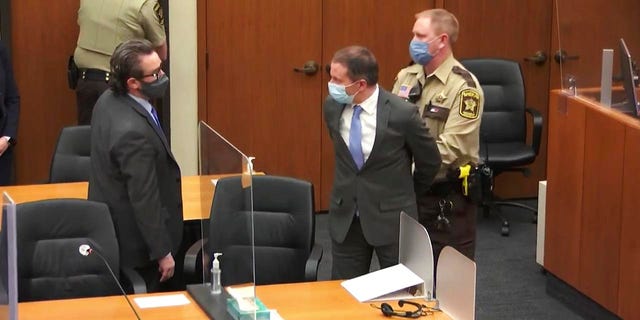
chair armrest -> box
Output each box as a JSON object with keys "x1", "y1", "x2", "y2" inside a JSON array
[
  {"x1": 184, "y1": 238, "x2": 208, "y2": 277},
  {"x1": 121, "y1": 267, "x2": 147, "y2": 294},
  {"x1": 304, "y1": 244, "x2": 323, "y2": 281},
  {"x1": 525, "y1": 107, "x2": 543, "y2": 155}
]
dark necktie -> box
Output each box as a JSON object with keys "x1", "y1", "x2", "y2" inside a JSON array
[
  {"x1": 150, "y1": 107, "x2": 161, "y2": 128},
  {"x1": 349, "y1": 105, "x2": 364, "y2": 169}
]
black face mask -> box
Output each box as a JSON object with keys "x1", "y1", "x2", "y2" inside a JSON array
[{"x1": 140, "y1": 75, "x2": 169, "y2": 99}]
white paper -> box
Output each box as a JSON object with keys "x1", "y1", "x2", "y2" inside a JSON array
[
  {"x1": 133, "y1": 293, "x2": 191, "y2": 309},
  {"x1": 341, "y1": 264, "x2": 423, "y2": 302}
]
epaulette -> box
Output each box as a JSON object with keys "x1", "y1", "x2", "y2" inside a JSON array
[{"x1": 451, "y1": 66, "x2": 477, "y2": 88}]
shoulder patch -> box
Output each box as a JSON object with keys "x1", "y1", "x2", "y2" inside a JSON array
[
  {"x1": 452, "y1": 66, "x2": 476, "y2": 88},
  {"x1": 458, "y1": 89, "x2": 480, "y2": 119},
  {"x1": 154, "y1": 2, "x2": 165, "y2": 25}
]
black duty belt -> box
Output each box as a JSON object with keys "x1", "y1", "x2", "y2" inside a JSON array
[
  {"x1": 427, "y1": 181, "x2": 457, "y2": 197},
  {"x1": 79, "y1": 68, "x2": 110, "y2": 82}
]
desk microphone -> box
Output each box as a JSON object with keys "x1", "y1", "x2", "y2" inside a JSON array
[{"x1": 79, "y1": 244, "x2": 142, "y2": 320}]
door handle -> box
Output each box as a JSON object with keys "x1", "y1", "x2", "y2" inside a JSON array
[
  {"x1": 524, "y1": 51, "x2": 548, "y2": 65},
  {"x1": 554, "y1": 50, "x2": 580, "y2": 64},
  {"x1": 293, "y1": 60, "x2": 319, "y2": 76}
]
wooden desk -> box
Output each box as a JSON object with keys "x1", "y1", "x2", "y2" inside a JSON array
[
  {"x1": 0, "y1": 174, "x2": 246, "y2": 221},
  {"x1": 546, "y1": 90, "x2": 640, "y2": 319},
  {"x1": 18, "y1": 291, "x2": 208, "y2": 320},
  {"x1": 257, "y1": 280, "x2": 450, "y2": 319},
  {"x1": 19, "y1": 281, "x2": 451, "y2": 319}
]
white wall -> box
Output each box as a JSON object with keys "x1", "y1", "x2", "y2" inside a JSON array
[{"x1": 169, "y1": 0, "x2": 198, "y2": 175}]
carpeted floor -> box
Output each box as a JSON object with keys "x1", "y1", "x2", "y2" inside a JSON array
[{"x1": 314, "y1": 199, "x2": 584, "y2": 320}]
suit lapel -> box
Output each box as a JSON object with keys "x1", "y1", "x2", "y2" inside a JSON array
[
  {"x1": 328, "y1": 101, "x2": 357, "y2": 167},
  {"x1": 124, "y1": 96, "x2": 176, "y2": 162},
  {"x1": 361, "y1": 90, "x2": 390, "y2": 171}
]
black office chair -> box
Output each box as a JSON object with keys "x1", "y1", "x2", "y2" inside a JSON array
[
  {"x1": 460, "y1": 58, "x2": 543, "y2": 236},
  {"x1": 48, "y1": 125, "x2": 91, "y2": 183},
  {"x1": 184, "y1": 175, "x2": 323, "y2": 285},
  {"x1": 16, "y1": 199, "x2": 146, "y2": 301}
]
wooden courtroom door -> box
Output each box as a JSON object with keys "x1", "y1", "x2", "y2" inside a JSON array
[
  {"x1": 443, "y1": 0, "x2": 554, "y2": 199},
  {"x1": 202, "y1": 0, "x2": 433, "y2": 210},
  {"x1": 11, "y1": 0, "x2": 79, "y2": 184}
]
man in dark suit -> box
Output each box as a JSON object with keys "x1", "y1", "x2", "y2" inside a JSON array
[
  {"x1": 0, "y1": 40, "x2": 20, "y2": 186},
  {"x1": 324, "y1": 46, "x2": 441, "y2": 279},
  {"x1": 89, "y1": 39, "x2": 182, "y2": 292}
]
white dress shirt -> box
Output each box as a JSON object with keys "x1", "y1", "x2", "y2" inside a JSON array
[{"x1": 339, "y1": 85, "x2": 379, "y2": 164}]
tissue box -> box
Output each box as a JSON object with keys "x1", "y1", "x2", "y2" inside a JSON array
[{"x1": 226, "y1": 297, "x2": 270, "y2": 320}]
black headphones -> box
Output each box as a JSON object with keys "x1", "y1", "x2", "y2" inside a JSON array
[{"x1": 372, "y1": 300, "x2": 428, "y2": 318}]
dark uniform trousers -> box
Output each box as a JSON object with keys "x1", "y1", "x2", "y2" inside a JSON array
[
  {"x1": 418, "y1": 182, "x2": 476, "y2": 267},
  {"x1": 76, "y1": 77, "x2": 110, "y2": 125}
]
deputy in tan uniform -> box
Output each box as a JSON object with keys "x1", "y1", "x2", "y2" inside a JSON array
[
  {"x1": 73, "y1": 0, "x2": 167, "y2": 125},
  {"x1": 392, "y1": 8, "x2": 484, "y2": 262}
]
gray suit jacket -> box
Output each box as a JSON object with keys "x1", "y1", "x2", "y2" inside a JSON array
[
  {"x1": 88, "y1": 90, "x2": 183, "y2": 268},
  {"x1": 323, "y1": 88, "x2": 441, "y2": 246}
]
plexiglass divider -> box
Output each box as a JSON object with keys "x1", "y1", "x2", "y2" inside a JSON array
[
  {"x1": 555, "y1": 0, "x2": 640, "y2": 117},
  {"x1": 189, "y1": 121, "x2": 259, "y2": 318},
  {"x1": 0, "y1": 193, "x2": 17, "y2": 320}
]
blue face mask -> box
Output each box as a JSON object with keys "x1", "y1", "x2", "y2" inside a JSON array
[
  {"x1": 409, "y1": 38, "x2": 438, "y2": 65},
  {"x1": 328, "y1": 81, "x2": 358, "y2": 104}
]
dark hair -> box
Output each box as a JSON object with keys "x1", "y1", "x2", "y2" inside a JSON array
[
  {"x1": 109, "y1": 39, "x2": 155, "y2": 95},
  {"x1": 331, "y1": 46, "x2": 378, "y2": 85}
]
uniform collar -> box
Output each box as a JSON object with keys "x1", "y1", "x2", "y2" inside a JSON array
[
  {"x1": 405, "y1": 63, "x2": 425, "y2": 80},
  {"x1": 428, "y1": 53, "x2": 456, "y2": 84}
]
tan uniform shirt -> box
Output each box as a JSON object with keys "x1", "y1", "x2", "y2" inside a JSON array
[
  {"x1": 392, "y1": 54, "x2": 484, "y2": 179},
  {"x1": 74, "y1": 0, "x2": 166, "y2": 71}
]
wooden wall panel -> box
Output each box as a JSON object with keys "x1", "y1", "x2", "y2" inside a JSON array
[
  {"x1": 618, "y1": 125, "x2": 640, "y2": 319},
  {"x1": 205, "y1": 0, "x2": 323, "y2": 204},
  {"x1": 546, "y1": 92, "x2": 640, "y2": 319},
  {"x1": 444, "y1": 0, "x2": 553, "y2": 198},
  {"x1": 544, "y1": 92, "x2": 584, "y2": 286},
  {"x1": 579, "y1": 107, "x2": 624, "y2": 313},
  {"x1": 552, "y1": 0, "x2": 640, "y2": 90},
  {"x1": 11, "y1": 0, "x2": 78, "y2": 184}
]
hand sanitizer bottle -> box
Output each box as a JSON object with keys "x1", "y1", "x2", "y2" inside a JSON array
[{"x1": 211, "y1": 253, "x2": 222, "y2": 294}]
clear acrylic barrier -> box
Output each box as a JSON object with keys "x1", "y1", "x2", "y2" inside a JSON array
[
  {"x1": 555, "y1": 0, "x2": 640, "y2": 116},
  {"x1": 436, "y1": 246, "x2": 476, "y2": 320},
  {"x1": 399, "y1": 212, "x2": 434, "y2": 300},
  {"x1": 0, "y1": 193, "x2": 17, "y2": 320},
  {"x1": 188, "y1": 121, "x2": 258, "y2": 319}
]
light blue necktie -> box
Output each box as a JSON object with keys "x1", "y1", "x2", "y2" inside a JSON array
[{"x1": 348, "y1": 105, "x2": 364, "y2": 170}]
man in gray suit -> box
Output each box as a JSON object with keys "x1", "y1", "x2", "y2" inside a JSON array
[
  {"x1": 89, "y1": 39, "x2": 183, "y2": 292},
  {"x1": 324, "y1": 46, "x2": 441, "y2": 279}
]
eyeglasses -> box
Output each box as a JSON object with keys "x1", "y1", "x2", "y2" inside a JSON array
[
  {"x1": 140, "y1": 72, "x2": 164, "y2": 80},
  {"x1": 138, "y1": 68, "x2": 164, "y2": 80}
]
